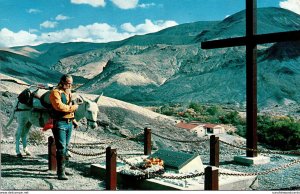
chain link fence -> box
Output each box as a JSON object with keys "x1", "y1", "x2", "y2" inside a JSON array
[{"x1": 62, "y1": 127, "x2": 300, "y2": 179}]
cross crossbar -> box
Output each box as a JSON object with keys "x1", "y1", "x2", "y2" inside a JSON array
[{"x1": 202, "y1": 30, "x2": 300, "y2": 49}]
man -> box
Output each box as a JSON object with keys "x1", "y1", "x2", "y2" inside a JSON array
[{"x1": 49, "y1": 74, "x2": 78, "y2": 180}]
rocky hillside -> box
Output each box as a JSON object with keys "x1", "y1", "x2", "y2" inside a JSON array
[
  {"x1": 0, "y1": 74, "x2": 201, "y2": 153},
  {"x1": 1, "y1": 7, "x2": 300, "y2": 110}
]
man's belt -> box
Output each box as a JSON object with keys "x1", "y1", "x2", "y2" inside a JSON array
[{"x1": 54, "y1": 118, "x2": 74, "y2": 123}]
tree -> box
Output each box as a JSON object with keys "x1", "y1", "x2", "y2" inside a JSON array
[
  {"x1": 188, "y1": 102, "x2": 204, "y2": 113},
  {"x1": 257, "y1": 115, "x2": 300, "y2": 150}
]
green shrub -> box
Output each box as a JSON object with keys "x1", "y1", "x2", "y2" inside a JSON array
[
  {"x1": 220, "y1": 111, "x2": 243, "y2": 125},
  {"x1": 236, "y1": 124, "x2": 246, "y2": 137},
  {"x1": 188, "y1": 102, "x2": 204, "y2": 113},
  {"x1": 159, "y1": 105, "x2": 174, "y2": 116},
  {"x1": 257, "y1": 115, "x2": 300, "y2": 150},
  {"x1": 206, "y1": 105, "x2": 224, "y2": 116}
]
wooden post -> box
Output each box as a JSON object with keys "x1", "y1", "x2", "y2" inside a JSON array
[
  {"x1": 245, "y1": 0, "x2": 258, "y2": 157},
  {"x1": 48, "y1": 136, "x2": 56, "y2": 171},
  {"x1": 205, "y1": 166, "x2": 219, "y2": 190},
  {"x1": 144, "y1": 127, "x2": 151, "y2": 155},
  {"x1": 210, "y1": 135, "x2": 219, "y2": 167},
  {"x1": 106, "y1": 147, "x2": 117, "y2": 190}
]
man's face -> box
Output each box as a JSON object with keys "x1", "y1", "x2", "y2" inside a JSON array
[{"x1": 63, "y1": 77, "x2": 73, "y2": 91}]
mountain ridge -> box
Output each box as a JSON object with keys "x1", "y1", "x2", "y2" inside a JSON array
[{"x1": 1, "y1": 7, "x2": 299, "y2": 109}]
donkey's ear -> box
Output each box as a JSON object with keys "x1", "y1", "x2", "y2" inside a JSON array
[
  {"x1": 94, "y1": 93, "x2": 103, "y2": 104},
  {"x1": 76, "y1": 95, "x2": 84, "y2": 105}
]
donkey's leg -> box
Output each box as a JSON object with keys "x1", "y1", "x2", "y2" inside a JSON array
[
  {"x1": 15, "y1": 122, "x2": 25, "y2": 157},
  {"x1": 21, "y1": 122, "x2": 32, "y2": 156}
]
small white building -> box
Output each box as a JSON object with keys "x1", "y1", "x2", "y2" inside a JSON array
[
  {"x1": 176, "y1": 121, "x2": 225, "y2": 137},
  {"x1": 204, "y1": 124, "x2": 225, "y2": 135},
  {"x1": 175, "y1": 121, "x2": 206, "y2": 137}
]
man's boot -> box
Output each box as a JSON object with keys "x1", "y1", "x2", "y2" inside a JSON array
[
  {"x1": 57, "y1": 155, "x2": 68, "y2": 180},
  {"x1": 65, "y1": 164, "x2": 73, "y2": 176},
  {"x1": 64, "y1": 149, "x2": 73, "y2": 176},
  {"x1": 65, "y1": 170, "x2": 73, "y2": 176}
]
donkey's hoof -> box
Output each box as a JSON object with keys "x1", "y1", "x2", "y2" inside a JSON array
[
  {"x1": 66, "y1": 151, "x2": 72, "y2": 158},
  {"x1": 17, "y1": 154, "x2": 23, "y2": 158},
  {"x1": 23, "y1": 149, "x2": 32, "y2": 156}
]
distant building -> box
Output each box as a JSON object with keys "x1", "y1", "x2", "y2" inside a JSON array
[
  {"x1": 175, "y1": 121, "x2": 225, "y2": 137},
  {"x1": 204, "y1": 124, "x2": 225, "y2": 135},
  {"x1": 175, "y1": 121, "x2": 206, "y2": 136}
]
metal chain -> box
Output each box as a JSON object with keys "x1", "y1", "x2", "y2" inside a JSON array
[
  {"x1": 69, "y1": 144, "x2": 106, "y2": 149},
  {"x1": 117, "y1": 154, "x2": 172, "y2": 180},
  {"x1": 220, "y1": 159, "x2": 300, "y2": 176},
  {"x1": 157, "y1": 159, "x2": 300, "y2": 179},
  {"x1": 118, "y1": 152, "x2": 144, "y2": 155},
  {"x1": 107, "y1": 130, "x2": 144, "y2": 144},
  {"x1": 67, "y1": 147, "x2": 106, "y2": 157},
  {"x1": 152, "y1": 131, "x2": 209, "y2": 143},
  {"x1": 117, "y1": 146, "x2": 144, "y2": 153},
  {"x1": 155, "y1": 172, "x2": 205, "y2": 179},
  {"x1": 219, "y1": 139, "x2": 300, "y2": 155},
  {"x1": 70, "y1": 130, "x2": 144, "y2": 146},
  {"x1": 70, "y1": 141, "x2": 107, "y2": 146},
  {"x1": 117, "y1": 154, "x2": 205, "y2": 180},
  {"x1": 258, "y1": 149, "x2": 300, "y2": 155},
  {"x1": 67, "y1": 131, "x2": 143, "y2": 157},
  {"x1": 116, "y1": 154, "x2": 148, "y2": 174},
  {"x1": 219, "y1": 139, "x2": 257, "y2": 151}
]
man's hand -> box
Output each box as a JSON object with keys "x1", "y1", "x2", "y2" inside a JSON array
[
  {"x1": 72, "y1": 104, "x2": 79, "y2": 110},
  {"x1": 73, "y1": 120, "x2": 79, "y2": 129}
]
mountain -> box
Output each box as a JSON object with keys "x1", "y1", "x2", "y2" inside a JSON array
[
  {"x1": 77, "y1": 7, "x2": 300, "y2": 107},
  {"x1": 1, "y1": 7, "x2": 300, "y2": 109},
  {"x1": 196, "y1": 7, "x2": 300, "y2": 42},
  {"x1": 0, "y1": 50, "x2": 61, "y2": 84}
]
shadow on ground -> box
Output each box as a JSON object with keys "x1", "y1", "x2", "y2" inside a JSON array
[{"x1": 1, "y1": 153, "x2": 55, "y2": 179}]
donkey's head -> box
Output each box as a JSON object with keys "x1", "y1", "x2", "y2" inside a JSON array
[{"x1": 73, "y1": 94, "x2": 101, "y2": 129}]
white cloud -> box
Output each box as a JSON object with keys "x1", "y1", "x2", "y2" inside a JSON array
[
  {"x1": 39, "y1": 23, "x2": 130, "y2": 44},
  {"x1": 121, "y1": 19, "x2": 178, "y2": 34},
  {"x1": 110, "y1": 0, "x2": 138, "y2": 9},
  {"x1": 40, "y1": 21, "x2": 58, "y2": 29},
  {"x1": 71, "y1": 0, "x2": 106, "y2": 7},
  {"x1": 0, "y1": 19, "x2": 178, "y2": 48},
  {"x1": 0, "y1": 28, "x2": 38, "y2": 47},
  {"x1": 27, "y1": 9, "x2": 41, "y2": 14},
  {"x1": 138, "y1": 3, "x2": 155, "y2": 8},
  {"x1": 55, "y1": 14, "x2": 70, "y2": 21},
  {"x1": 29, "y1": 28, "x2": 39, "y2": 33},
  {"x1": 279, "y1": 0, "x2": 300, "y2": 15},
  {"x1": 70, "y1": 0, "x2": 150, "y2": 10}
]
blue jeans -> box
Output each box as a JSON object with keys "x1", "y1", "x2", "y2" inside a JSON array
[{"x1": 52, "y1": 120, "x2": 73, "y2": 157}]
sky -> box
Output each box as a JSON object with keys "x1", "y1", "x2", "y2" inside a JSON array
[{"x1": 0, "y1": 0, "x2": 299, "y2": 48}]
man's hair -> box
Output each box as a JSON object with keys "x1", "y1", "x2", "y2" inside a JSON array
[
  {"x1": 58, "y1": 74, "x2": 73, "y2": 86},
  {"x1": 59, "y1": 74, "x2": 72, "y2": 84}
]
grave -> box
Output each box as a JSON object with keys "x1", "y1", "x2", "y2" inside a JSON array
[
  {"x1": 149, "y1": 149, "x2": 203, "y2": 173},
  {"x1": 90, "y1": 149, "x2": 258, "y2": 190}
]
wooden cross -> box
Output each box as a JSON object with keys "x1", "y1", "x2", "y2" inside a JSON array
[{"x1": 201, "y1": 0, "x2": 300, "y2": 157}]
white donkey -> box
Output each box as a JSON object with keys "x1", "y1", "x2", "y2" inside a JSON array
[{"x1": 5, "y1": 88, "x2": 101, "y2": 157}]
